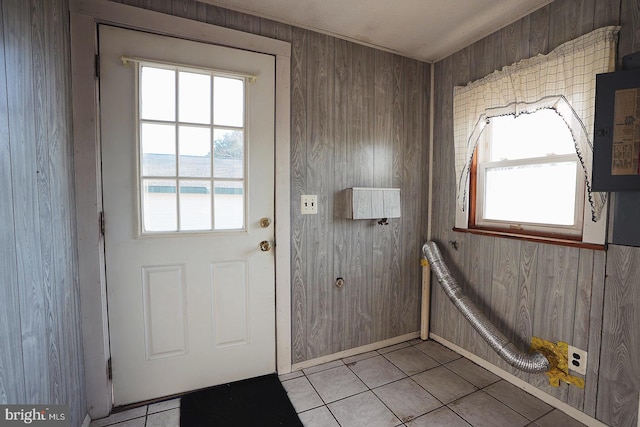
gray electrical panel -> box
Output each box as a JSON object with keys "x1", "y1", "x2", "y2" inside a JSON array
[
  {"x1": 611, "y1": 193, "x2": 640, "y2": 247},
  {"x1": 609, "y1": 52, "x2": 640, "y2": 247}
]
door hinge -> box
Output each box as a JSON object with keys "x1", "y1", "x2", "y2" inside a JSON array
[
  {"x1": 107, "y1": 357, "x2": 112, "y2": 381},
  {"x1": 99, "y1": 211, "x2": 105, "y2": 236},
  {"x1": 95, "y1": 54, "x2": 100, "y2": 79}
]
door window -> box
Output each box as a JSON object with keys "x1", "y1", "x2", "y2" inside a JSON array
[{"x1": 138, "y1": 63, "x2": 247, "y2": 233}]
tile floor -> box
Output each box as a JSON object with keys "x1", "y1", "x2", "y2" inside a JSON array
[{"x1": 90, "y1": 339, "x2": 588, "y2": 427}]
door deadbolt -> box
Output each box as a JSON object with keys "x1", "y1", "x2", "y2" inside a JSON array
[{"x1": 260, "y1": 217, "x2": 271, "y2": 228}]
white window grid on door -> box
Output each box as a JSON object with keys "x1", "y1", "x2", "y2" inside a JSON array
[{"x1": 134, "y1": 60, "x2": 249, "y2": 234}]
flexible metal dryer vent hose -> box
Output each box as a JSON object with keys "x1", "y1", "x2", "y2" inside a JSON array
[{"x1": 422, "y1": 241, "x2": 550, "y2": 374}]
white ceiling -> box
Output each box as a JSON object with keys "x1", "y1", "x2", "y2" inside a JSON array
[{"x1": 199, "y1": 0, "x2": 554, "y2": 62}]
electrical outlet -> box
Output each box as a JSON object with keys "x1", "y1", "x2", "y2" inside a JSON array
[
  {"x1": 568, "y1": 345, "x2": 587, "y2": 375},
  {"x1": 301, "y1": 195, "x2": 318, "y2": 214}
]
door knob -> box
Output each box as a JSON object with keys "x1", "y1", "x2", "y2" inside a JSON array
[{"x1": 259, "y1": 240, "x2": 272, "y2": 252}]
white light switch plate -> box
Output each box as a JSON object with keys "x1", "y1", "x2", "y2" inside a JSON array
[{"x1": 301, "y1": 195, "x2": 317, "y2": 214}]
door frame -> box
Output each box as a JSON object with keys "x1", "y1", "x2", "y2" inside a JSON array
[{"x1": 70, "y1": 0, "x2": 291, "y2": 418}]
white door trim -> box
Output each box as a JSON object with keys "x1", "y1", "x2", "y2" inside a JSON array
[{"x1": 70, "y1": 0, "x2": 291, "y2": 418}]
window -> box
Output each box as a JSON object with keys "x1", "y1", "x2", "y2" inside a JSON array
[
  {"x1": 137, "y1": 63, "x2": 247, "y2": 234},
  {"x1": 452, "y1": 27, "x2": 619, "y2": 246},
  {"x1": 471, "y1": 110, "x2": 585, "y2": 239}
]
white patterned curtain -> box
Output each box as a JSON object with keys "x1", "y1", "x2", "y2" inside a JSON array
[{"x1": 453, "y1": 26, "x2": 619, "y2": 222}]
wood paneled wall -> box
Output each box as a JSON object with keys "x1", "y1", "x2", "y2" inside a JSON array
[
  {"x1": 110, "y1": 0, "x2": 430, "y2": 363},
  {"x1": 291, "y1": 31, "x2": 429, "y2": 362},
  {"x1": 5, "y1": 0, "x2": 639, "y2": 424},
  {"x1": 433, "y1": 0, "x2": 640, "y2": 425},
  {"x1": 599, "y1": 245, "x2": 640, "y2": 426},
  {"x1": 597, "y1": 1, "x2": 640, "y2": 426},
  {"x1": 0, "y1": 0, "x2": 86, "y2": 425}
]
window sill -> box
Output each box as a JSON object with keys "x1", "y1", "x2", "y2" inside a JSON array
[{"x1": 452, "y1": 227, "x2": 606, "y2": 251}]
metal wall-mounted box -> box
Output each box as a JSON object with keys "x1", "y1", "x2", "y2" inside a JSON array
[{"x1": 345, "y1": 187, "x2": 401, "y2": 219}]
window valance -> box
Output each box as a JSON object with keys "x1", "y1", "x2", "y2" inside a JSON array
[{"x1": 454, "y1": 26, "x2": 620, "y2": 222}]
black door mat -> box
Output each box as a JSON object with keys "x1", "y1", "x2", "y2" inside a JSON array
[{"x1": 180, "y1": 373, "x2": 303, "y2": 426}]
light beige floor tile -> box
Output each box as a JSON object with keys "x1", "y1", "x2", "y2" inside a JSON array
[
  {"x1": 485, "y1": 380, "x2": 552, "y2": 420},
  {"x1": 445, "y1": 358, "x2": 500, "y2": 388},
  {"x1": 282, "y1": 377, "x2": 325, "y2": 413},
  {"x1": 414, "y1": 340, "x2": 461, "y2": 364},
  {"x1": 99, "y1": 418, "x2": 146, "y2": 427},
  {"x1": 343, "y1": 351, "x2": 378, "y2": 365},
  {"x1": 449, "y1": 391, "x2": 529, "y2": 427},
  {"x1": 373, "y1": 378, "x2": 442, "y2": 423},
  {"x1": 328, "y1": 391, "x2": 401, "y2": 427},
  {"x1": 349, "y1": 355, "x2": 406, "y2": 388},
  {"x1": 307, "y1": 365, "x2": 367, "y2": 403},
  {"x1": 276, "y1": 339, "x2": 571, "y2": 427},
  {"x1": 148, "y1": 398, "x2": 180, "y2": 414},
  {"x1": 377, "y1": 342, "x2": 412, "y2": 354},
  {"x1": 298, "y1": 406, "x2": 339, "y2": 427},
  {"x1": 406, "y1": 407, "x2": 471, "y2": 427},
  {"x1": 302, "y1": 360, "x2": 344, "y2": 375},
  {"x1": 531, "y1": 409, "x2": 587, "y2": 427},
  {"x1": 383, "y1": 346, "x2": 440, "y2": 375},
  {"x1": 90, "y1": 407, "x2": 147, "y2": 427},
  {"x1": 279, "y1": 370, "x2": 304, "y2": 381},
  {"x1": 145, "y1": 408, "x2": 179, "y2": 427},
  {"x1": 412, "y1": 366, "x2": 476, "y2": 404}
]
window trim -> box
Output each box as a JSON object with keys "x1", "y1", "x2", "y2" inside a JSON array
[
  {"x1": 460, "y1": 140, "x2": 605, "y2": 250},
  {"x1": 452, "y1": 226, "x2": 604, "y2": 250},
  {"x1": 467, "y1": 112, "x2": 589, "y2": 242},
  {"x1": 468, "y1": 147, "x2": 585, "y2": 242},
  {"x1": 475, "y1": 156, "x2": 585, "y2": 237},
  {"x1": 453, "y1": 106, "x2": 608, "y2": 248}
]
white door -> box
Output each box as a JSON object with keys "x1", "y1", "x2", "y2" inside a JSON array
[{"x1": 99, "y1": 25, "x2": 276, "y2": 405}]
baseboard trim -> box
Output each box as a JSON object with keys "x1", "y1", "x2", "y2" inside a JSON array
[
  {"x1": 290, "y1": 332, "x2": 420, "y2": 372},
  {"x1": 430, "y1": 334, "x2": 608, "y2": 427},
  {"x1": 81, "y1": 413, "x2": 91, "y2": 427},
  {"x1": 637, "y1": 392, "x2": 640, "y2": 427}
]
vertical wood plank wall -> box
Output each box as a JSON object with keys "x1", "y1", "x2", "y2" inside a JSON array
[
  {"x1": 433, "y1": 0, "x2": 640, "y2": 426},
  {"x1": 109, "y1": 0, "x2": 430, "y2": 363},
  {"x1": 598, "y1": 2, "x2": 640, "y2": 426},
  {"x1": 0, "y1": 0, "x2": 86, "y2": 425},
  {"x1": 3, "y1": 0, "x2": 636, "y2": 424}
]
